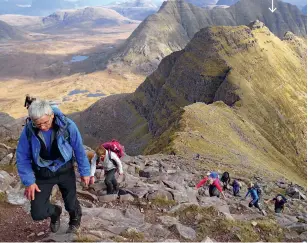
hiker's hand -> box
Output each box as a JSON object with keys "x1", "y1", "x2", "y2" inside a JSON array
[
  {"x1": 89, "y1": 176, "x2": 95, "y2": 185},
  {"x1": 25, "y1": 183, "x2": 41, "y2": 201},
  {"x1": 81, "y1": 176, "x2": 90, "y2": 186}
]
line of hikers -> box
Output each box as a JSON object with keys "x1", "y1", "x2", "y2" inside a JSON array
[
  {"x1": 195, "y1": 171, "x2": 287, "y2": 215},
  {"x1": 16, "y1": 99, "x2": 287, "y2": 235}
]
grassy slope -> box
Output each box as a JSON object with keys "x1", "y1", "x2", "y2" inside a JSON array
[{"x1": 143, "y1": 26, "x2": 306, "y2": 186}]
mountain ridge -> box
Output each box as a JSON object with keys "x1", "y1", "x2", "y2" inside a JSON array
[
  {"x1": 42, "y1": 6, "x2": 139, "y2": 29},
  {"x1": 74, "y1": 21, "x2": 306, "y2": 185},
  {"x1": 107, "y1": 0, "x2": 307, "y2": 74}
]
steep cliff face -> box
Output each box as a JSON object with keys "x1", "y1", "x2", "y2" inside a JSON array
[{"x1": 109, "y1": 0, "x2": 307, "y2": 74}]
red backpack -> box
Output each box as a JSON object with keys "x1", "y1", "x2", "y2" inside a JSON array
[{"x1": 101, "y1": 140, "x2": 125, "y2": 159}]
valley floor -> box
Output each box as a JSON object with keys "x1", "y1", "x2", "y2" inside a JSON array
[{"x1": 0, "y1": 24, "x2": 144, "y2": 118}]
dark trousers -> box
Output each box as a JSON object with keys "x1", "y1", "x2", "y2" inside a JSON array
[
  {"x1": 105, "y1": 169, "x2": 118, "y2": 195},
  {"x1": 275, "y1": 206, "x2": 284, "y2": 213},
  {"x1": 249, "y1": 199, "x2": 262, "y2": 211},
  {"x1": 209, "y1": 185, "x2": 220, "y2": 197},
  {"x1": 233, "y1": 186, "x2": 240, "y2": 196},
  {"x1": 31, "y1": 167, "x2": 80, "y2": 221}
]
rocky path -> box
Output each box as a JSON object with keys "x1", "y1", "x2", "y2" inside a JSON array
[{"x1": 0, "y1": 149, "x2": 307, "y2": 242}]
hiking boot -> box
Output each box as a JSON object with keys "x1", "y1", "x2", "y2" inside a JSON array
[
  {"x1": 66, "y1": 224, "x2": 80, "y2": 234},
  {"x1": 66, "y1": 205, "x2": 82, "y2": 234},
  {"x1": 50, "y1": 205, "x2": 62, "y2": 233}
]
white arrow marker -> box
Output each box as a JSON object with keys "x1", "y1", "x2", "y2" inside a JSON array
[{"x1": 269, "y1": 0, "x2": 277, "y2": 12}]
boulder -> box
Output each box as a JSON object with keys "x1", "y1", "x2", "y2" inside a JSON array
[
  {"x1": 198, "y1": 196, "x2": 231, "y2": 215},
  {"x1": 0, "y1": 153, "x2": 14, "y2": 165},
  {"x1": 287, "y1": 222, "x2": 307, "y2": 234},
  {"x1": 79, "y1": 199, "x2": 95, "y2": 208},
  {"x1": 119, "y1": 194, "x2": 135, "y2": 202},
  {"x1": 171, "y1": 223, "x2": 196, "y2": 241},
  {"x1": 124, "y1": 208, "x2": 145, "y2": 224},
  {"x1": 147, "y1": 190, "x2": 173, "y2": 201},
  {"x1": 285, "y1": 230, "x2": 301, "y2": 241},
  {"x1": 286, "y1": 186, "x2": 306, "y2": 200},
  {"x1": 6, "y1": 188, "x2": 27, "y2": 206},
  {"x1": 299, "y1": 232, "x2": 307, "y2": 241},
  {"x1": 146, "y1": 224, "x2": 171, "y2": 240},
  {"x1": 202, "y1": 236, "x2": 215, "y2": 242},
  {"x1": 77, "y1": 189, "x2": 98, "y2": 201},
  {"x1": 158, "y1": 215, "x2": 179, "y2": 227},
  {"x1": 0, "y1": 170, "x2": 14, "y2": 192},
  {"x1": 98, "y1": 194, "x2": 118, "y2": 203},
  {"x1": 139, "y1": 169, "x2": 159, "y2": 178},
  {"x1": 126, "y1": 187, "x2": 149, "y2": 198},
  {"x1": 275, "y1": 214, "x2": 298, "y2": 227}
]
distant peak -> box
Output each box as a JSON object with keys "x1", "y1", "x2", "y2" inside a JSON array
[
  {"x1": 248, "y1": 19, "x2": 265, "y2": 30},
  {"x1": 283, "y1": 31, "x2": 296, "y2": 40}
]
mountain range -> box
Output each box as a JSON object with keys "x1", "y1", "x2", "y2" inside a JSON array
[
  {"x1": 42, "y1": 7, "x2": 138, "y2": 30},
  {"x1": 107, "y1": 0, "x2": 307, "y2": 74}
]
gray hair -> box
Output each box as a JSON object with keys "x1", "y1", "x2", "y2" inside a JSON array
[{"x1": 28, "y1": 100, "x2": 53, "y2": 120}]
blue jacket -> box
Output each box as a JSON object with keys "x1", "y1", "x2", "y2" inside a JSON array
[
  {"x1": 16, "y1": 107, "x2": 90, "y2": 186},
  {"x1": 245, "y1": 188, "x2": 259, "y2": 204}
]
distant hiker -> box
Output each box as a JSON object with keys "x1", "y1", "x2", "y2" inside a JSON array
[
  {"x1": 90, "y1": 141, "x2": 124, "y2": 195},
  {"x1": 232, "y1": 179, "x2": 242, "y2": 197},
  {"x1": 88, "y1": 146, "x2": 106, "y2": 185},
  {"x1": 24, "y1": 94, "x2": 36, "y2": 109},
  {"x1": 16, "y1": 100, "x2": 90, "y2": 234},
  {"x1": 220, "y1": 171, "x2": 231, "y2": 190},
  {"x1": 196, "y1": 175, "x2": 226, "y2": 199},
  {"x1": 244, "y1": 182, "x2": 266, "y2": 215},
  {"x1": 265, "y1": 194, "x2": 287, "y2": 213},
  {"x1": 253, "y1": 182, "x2": 263, "y2": 199},
  {"x1": 86, "y1": 150, "x2": 96, "y2": 185}
]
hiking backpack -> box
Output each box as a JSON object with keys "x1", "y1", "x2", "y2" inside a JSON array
[
  {"x1": 254, "y1": 183, "x2": 262, "y2": 197},
  {"x1": 101, "y1": 140, "x2": 125, "y2": 159}
]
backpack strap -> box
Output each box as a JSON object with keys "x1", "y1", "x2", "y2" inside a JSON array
[
  {"x1": 108, "y1": 150, "x2": 118, "y2": 167},
  {"x1": 25, "y1": 117, "x2": 70, "y2": 145},
  {"x1": 25, "y1": 123, "x2": 33, "y2": 143}
]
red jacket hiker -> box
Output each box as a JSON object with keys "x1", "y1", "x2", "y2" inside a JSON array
[{"x1": 196, "y1": 177, "x2": 223, "y2": 192}]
